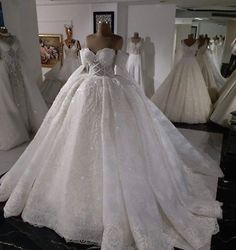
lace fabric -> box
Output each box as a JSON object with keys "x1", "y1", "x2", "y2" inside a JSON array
[
  {"x1": 126, "y1": 40, "x2": 145, "y2": 92},
  {"x1": 0, "y1": 48, "x2": 222, "y2": 250},
  {"x1": 0, "y1": 36, "x2": 47, "y2": 149}
]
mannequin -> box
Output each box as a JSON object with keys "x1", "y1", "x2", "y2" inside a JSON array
[
  {"x1": 197, "y1": 34, "x2": 220, "y2": 102},
  {"x1": 204, "y1": 34, "x2": 210, "y2": 45},
  {"x1": 85, "y1": 21, "x2": 122, "y2": 53},
  {"x1": 64, "y1": 25, "x2": 81, "y2": 53},
  {"x1": 0, "y1": 26, "x2": 10, "y2": 37},
  {"x1": 183, "y1": 33, "x2": 196, "y2": 47},
  {"x1": 0, "y1": 28, "x2": 47, "y2": 149},
  {"x1": 126, "y1": 31, "x2": 145, "y2": 92},
  {"x1": 197, "y1": 34, "x2": 205, "y2": 48},
  {"x1": 0, "y1": 15, "x2": 222, "y2": 250},
  {"x1": 41, "y1": 25, "x2": 82, "y2": 106},
  {"x1": 131, "y1": 32, "x2": 141, "y2": 44}
]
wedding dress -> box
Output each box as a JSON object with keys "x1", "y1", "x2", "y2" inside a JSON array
[
  {"x1": 0, "y1": 60, "x2": 29, "y2": 150},
  {"x1": 210, "y1": 69, "x2": 236, "y2": 126},
  {"x1": 211, "y1": 39, "x2": 224, "y2": 72},
  {"x1": 151, "y1": 41, "x2": 212, "y2": 124},
  {"x1": 0, "y1": 48, "x2": 223, "y2": 250},
  {"x1": 0, "y1": 35, "x2": 47, "y2": 150},
  {"x1": 207, "y1": 41, "x2": 226, "y2": 87},
  {"x1": 196, "y1": 41, "x2": 220, "y2": 103},
  {"x1": 126, "y1": 39, "x2": 145, "y2": 92},
  {"x1": 41, "y1": 41, "x2": 81, "y2": 106}
]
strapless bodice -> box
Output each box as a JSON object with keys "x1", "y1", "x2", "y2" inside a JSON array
[
  {"x1": 181, "y1": 41, "x2": 198, "y2": 57},
  {"x1": 80, "y1": 48, "x2": 116, "y2": 76}
]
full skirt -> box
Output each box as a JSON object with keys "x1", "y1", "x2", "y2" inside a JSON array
[
  {"x1": 210, "y1": 69, "x2": 236, "y2": 126},
  {"x1": 151, "y1": 57, "x2": 212, "y2": 124},
  {"x1": 0, "y1": 61, "x2": 29, "y2": 150},
  {"x1": 0, "y1": 69, "x2": 222, "y2": 250}
]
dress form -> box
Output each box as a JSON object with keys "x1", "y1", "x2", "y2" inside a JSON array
[
  {"x1": 41, "y1": 25, "x2": 82, "y2": 107},
  {"x1": 85, "y1": 22, "x2": 123, "y2": 53},
  {"x1": 198, "y1": 34, "x2": 205, "y2": 48},
  {"x1": 183, "y1": 34, "x2": 196, "y2": 47},
  {"x1": 0, "y1": 20, "x2": 222, "y2": 250},
  {"x1": 126, "y1": 31, "x2": 145, "y2": 92},
  {"x1": 64, "y1": 25, "x2": 81, "y2": 53},
  {"x1": 131, "y1": 32, "x2": 141, "y2": 44}
]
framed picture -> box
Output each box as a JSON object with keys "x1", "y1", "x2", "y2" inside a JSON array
[
  {"x1": 0, "y1": 2, "x2": 5, "y2": 27},
  {"x1": 39, "y1": 34, "x2": 63, "y2": 68},
  {"x1": 93, "y1": 11, "x2": 114, "y2": 33}
]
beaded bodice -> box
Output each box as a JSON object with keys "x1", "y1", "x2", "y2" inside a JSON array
[
  {"x1": 64, "y1": 40, "x2": 79, "y2": 59},
  {"x1": 80, "y1": 48, "x2": 116, "y2": 77}
]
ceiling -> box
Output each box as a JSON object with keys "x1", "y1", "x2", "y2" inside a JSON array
[
  {"x1": 160, "y1": 0, "x2": 236, "y2": 9},
  {"x1": 36, "y1": 0, "x2": 236, "y2": 9},
  {"x1": 36, "y1": 0, "x2": 236, "y2": 19}
]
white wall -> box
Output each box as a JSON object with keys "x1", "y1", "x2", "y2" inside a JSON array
[
  {"x1": 2, "y1": 0, "x2": 42, "y2": 87},
  {"x1": 37, "y1": 2, "x2": 176, "y2": 94},
  {"x1": 37, "y1": 3, "x2": 118, "y2": 46},
  {"x1": 128, "y1": 4, "x2": 176, "y2": 93},
  {"x1": 37, "y1": 2, "x2": 117, "y2": 75},
  {"x1": 195, "y1": 21, "x2": 226, "y2": 38}
]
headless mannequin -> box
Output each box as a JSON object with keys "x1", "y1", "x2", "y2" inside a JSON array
[
  {"x1": 213, "y1": 35, "x2": 219, "y2": 41},
  {"x1": 64, "y1": 26, "x2": 81, "y2": 53},
  {"x1": 198, "y1": 34, "x2": 205, "y2": 48},
  {"x1": 131, "y1": 32, "x2": 141, "y2": 44},
  {"x1": 85, "y1": 22, "x2": 123, "y2": 53},
  {"x1": 204, "y1": 34, "x2": 210, "y2": 45},
  {"x1": 183, "y1": 33, "x2": 196, "y2": 47},
  {"x1": 0, "y1": 27, "x2": 15, "y2": 48},
  {"x1": 0, "y1": 27, "x2": 10, "y2": 37}
]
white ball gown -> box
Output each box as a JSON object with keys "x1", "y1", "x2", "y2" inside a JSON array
[
  {"x1": 207, "y1": 41, "x2": 226, "y2": 87},
  {"x1": 196, "y1": 41, "x2": 221, "y2": 103},
  {"x1": 210, "y1": 69, "x2": 236, "y2": 126},
  {"x1": 0, "y1": 48, "x2": 223, "y2": 250},
  {"x1": 41, "y1": 40, "x2": 81, "y2": 106},
  {"x1": 151, "y1": 41, "x2": 212, "y2": 124},
  {"x1": 0, "y1": 36, "x2": 47, "y2": 150},
  {"x1": 126, "y1": 39, "x2": 145, "y2": 92}
]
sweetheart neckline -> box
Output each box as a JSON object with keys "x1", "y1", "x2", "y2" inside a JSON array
[{"x1": 83, "y1": 47, "x2": 116, "y2": 56}]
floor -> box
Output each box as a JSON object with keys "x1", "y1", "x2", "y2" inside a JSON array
[{"x1": 0, "y1": 122, "x2": 235, "y2": 250}]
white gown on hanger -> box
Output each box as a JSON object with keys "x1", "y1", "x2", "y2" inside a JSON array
[
  {"x1": 0, "y1": 36, "x2": 47, "y2": 150},
  {"x1": 196, "y1": 41, "x2": 220, "y2": 103},
  {"x1": 0, "y1": 48, "x2": 222, "y2": 250},
  {"x1": 210, "y1": 69, "x2": 236, "y2": 126},
  {"x1": 207, "y1": 41, "x2": 226, "y2": 87},
  {"x1": 126, "y1": 39, "x2": 145, "y2": 92},
  {"x1": 151, "y1": 41, "x2": 212, "y2": 124},
  {"x1": 41, "y1": 41, "x2": 81, "y2": 106},
  {"x1": 0, "y1": 60, "x2": 29, "y2": 150}
]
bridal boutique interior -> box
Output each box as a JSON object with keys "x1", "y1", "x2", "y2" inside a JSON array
[{"x1": 0, "y1": 0, "x2": 236, "y2": 249}]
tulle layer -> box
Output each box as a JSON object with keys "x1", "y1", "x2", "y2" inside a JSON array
[
  {"x1": 152, "y1": 57, "x2": 212, "y2": 124},
  {"x1": 211, "y1": 70, "x2": 236, "y2": 126},
  {"x1": 0, "y1": 71, "x2": 222, "y2": 250}
]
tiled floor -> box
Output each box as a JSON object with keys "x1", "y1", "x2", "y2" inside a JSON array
[{"x1": 0, "y1": 122, "x2": 235, "y2": 250}]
